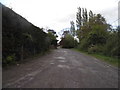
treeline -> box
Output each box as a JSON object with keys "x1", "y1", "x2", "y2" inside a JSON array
[
  {"x1": 2, "y1": 4, "x2": 57, "y2": 66},
  {"x1": 60, "y1": 7, "x2": 120, "y2": 59},
  {"x1": 60, "y1": 21, "x2": 78, "y2": 48}
]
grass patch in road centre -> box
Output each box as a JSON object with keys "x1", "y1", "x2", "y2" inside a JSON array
[{"x1": 73, "y1": 48, "x2": 119, "y2": 67}]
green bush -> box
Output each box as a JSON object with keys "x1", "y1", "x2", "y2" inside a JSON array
[
  {"x1": 74, "y1": 39, "x2": 78, "y2": 48},
  {"x1": 2, "y1": 4, "x2": 52, "y2": 66},
  {"x1": 77, "y1": 38, "x2": 89, "y2": 51},
  {"x1": 103, "y1": 32, "x2": 119, "y2": 57},
  {"x1": 3, "y1": 54, "x2": 16, "y2": 66},
  {"x1": 88, "y1": 45, "x2": 104, "y2": 54},
  {"x1": 62, "y1": 34, "x2": 78, "y2": 48}
]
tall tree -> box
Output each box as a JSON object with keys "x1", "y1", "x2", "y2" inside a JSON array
[
  {"x1": 70, "y1": 21, "x2": 75, "y2": 37},
  {"x1": 48, "y1": 29, "x2": 58, "y2": 48},
  {"x1": 89, "y1": 10, "x2": 94, "y2": 22},
  {"x1": 82, "y1": 8, "x2": 85, "y2": 26},
  {"x1": 76, "y1": 7, "x2": 82, "y2": 30},
  {"x1": 82, "y1": 8, "x2": 88, "y2": 26},
  {"x1": 84, "y1": 8, "x2": 88, "y2": 24}
]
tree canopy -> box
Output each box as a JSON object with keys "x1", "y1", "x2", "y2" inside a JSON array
[{"x1": 2, "y1": 4, "x2": 58, "y2": 66}]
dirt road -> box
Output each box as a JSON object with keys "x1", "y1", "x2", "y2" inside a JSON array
[{"x1": 3, "y1": 48, "x2": 118, "y2": 88}]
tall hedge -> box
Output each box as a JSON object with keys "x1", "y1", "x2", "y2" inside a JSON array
[{"x1": 2, "y1": 4, "x2": 51, "y2": 66}]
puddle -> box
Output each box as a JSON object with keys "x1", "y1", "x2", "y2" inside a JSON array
[
  {"x1": 57, "y1": 65, "x2": 70, "y2": 69},
  {"x1": 78, "y1": 68, "x2": 87, "y2": 73},
  {"x1": 63, "y1": 51, "x2": 67, "y2": 53},
  {"x1": 54, "y1": 57, "x2": 65, "y2": 60},
  {"x1": 58, "y1": 60, "x2": 66, "y2": 62},
  {"x1": 50, "y1": 63, "x2": 54, "y2": 64},
  {"x1": 56, "y1": 51, "x2": 61, "y2": 52}
]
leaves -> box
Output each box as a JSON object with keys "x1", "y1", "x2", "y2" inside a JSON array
[
  {"x1": 76, "y1": 8, "x2": 119, "y2": 58},
  {"x1": 61, "y1": 34, "x2": 78, "y2": 48},
  {"x1": 2, "y1": 4, "x2": 52, "y2": 66}
]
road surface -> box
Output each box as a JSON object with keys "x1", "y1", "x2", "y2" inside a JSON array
[{"x1": 3, "y1": 48, "x2": 118, "y2": 88}]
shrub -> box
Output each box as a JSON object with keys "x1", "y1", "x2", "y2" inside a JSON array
[
  {"x1": 3, "y1": 54, "x2": 16, "y2": 66},
  {"x1": 103, "y1": 32, "x2": 119, "y2": 57},
  {"x1": 62, "y1": 34, "x2": 78, "y2": 48},
  {"x1": 78, "y1": 38, "x2": 89, "y2": 51},
  {"x1": 88, "y1": 45, "x2": 104, "y2": 54}
]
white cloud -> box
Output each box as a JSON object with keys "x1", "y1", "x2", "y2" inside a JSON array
[{"x1": 1, "y1": 0, "x2": 119, "y2": 35}]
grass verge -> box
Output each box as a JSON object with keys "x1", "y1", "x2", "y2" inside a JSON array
[{"x1": 73, "y1": 48, "x2": 119, "y2": 67}]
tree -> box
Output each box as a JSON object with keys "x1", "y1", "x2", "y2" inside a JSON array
[
  {"x1": 2, "y1": 4, "x2": 51, "y2": 66},
  {"x1": 61, "y1": 34, "x2": 77, "y2": 48},
  {"x1": 76, "y1": 8, "x2": 89, "y2": 42},
  {"x1": 76, "y1": 7, "x2": 82, "y2": 30},
  {"x1": 77, "y1": 12, "x2": 109, "y2": 52},
  {"x1": 70, "y1": 21, "x2": 75, "y2": 37},
  {"x1": 104, "y1": 27, "x2": 120, "y2": 58},
  {"x1": 75, "y1": 6, "x2": 119, "y2": 58},
  {"x1": 84, "y1": 8, "x2": 88, "y2": 24},
  {"x1": 62, "y1": 30, "x2": 70, "y2": 37},
  {"x1": 48, "y1": 29, "x2": 58, "y2": 48},
  {"x1": 89, "y1": 10, "x2": 94, "y2": 22}
]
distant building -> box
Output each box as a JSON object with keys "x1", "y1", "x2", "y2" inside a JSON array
[{"x1": 118, "y1": 1, "x2": 120, "y2": 26}]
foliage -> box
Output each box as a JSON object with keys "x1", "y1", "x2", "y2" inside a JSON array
[
  {"x1": 3, "y1": 54, "x2": 16, "y2": 65},
  {"x1": 104, "y1": 30, "x2": 120, "y2": 58},
  {"x1": 76, "y1": 7, "x2": 82, "y2": 30},
  {"x1": 74, "y1": 49, "x2": 119, "y2": 67},
  {"x1": 77, "y1": 38, "x2": 89, "y2": 51},
  {"x1": 76, "y1": 7, "x2": 120, "y2": 59},
  {"x1": 88, "y1": 45, "x2": 104, "y2": 54},
  {"x1": 70, "y1": 21, "x2": 76, "y2": 37},
  {"x1": 47, "y1": 31, "x2": 58, "y2": 48},
  {"x1": 2, "y1": 4, "x2": 52, "y2": 66},
  {"x1": 61, "y1": 34, "x2": 78, "y2": 48}
]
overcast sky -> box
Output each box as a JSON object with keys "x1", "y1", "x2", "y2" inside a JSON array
[{"x1": 0, "y1": 0, "x2": 119, "y2": 39}]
